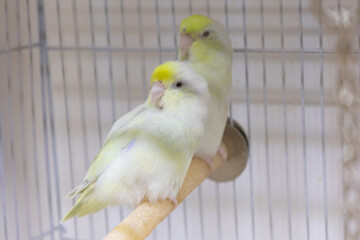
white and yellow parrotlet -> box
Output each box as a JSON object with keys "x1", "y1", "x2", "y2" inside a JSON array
[
  {"x1": 61, "y1": 61, "x2": 209, "y2": 222},
  {"x1": 179, "y1": 15, "x2": 233, "y2": 167}
]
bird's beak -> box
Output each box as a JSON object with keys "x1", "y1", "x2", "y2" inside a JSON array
[
  {"x1": 179, "y1": 33, "x2": 195, "y2": 60},
  {"x1": 150, "y1": 81, "x2": 166, "y2": 108}
]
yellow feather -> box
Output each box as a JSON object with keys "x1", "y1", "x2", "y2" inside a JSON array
[
  {"x1": 150, "y1": 62, "x2": 177, "y2": 86},
  {"x1": 180, "y1": 15, "x2": 212, "y2": 34}
]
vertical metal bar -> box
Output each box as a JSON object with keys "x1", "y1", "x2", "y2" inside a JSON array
[
  {"x1": 88, "y1": 0, "x2": 104, "y2": 143},
  {"x1": 104, "y1": 0, "x2": 117, "y2": 121},
  {"x1": 197, "y1": 58, "x2": 204, "y2": 240},
  {"x1": 37, "y1": 0, "x2": 62, "y2": 238},
  {"x1": 185, "y1": 2, "x2": 205, "y2": 240},
  {"x1": 168, "y1": 213, "x2": 171, "y2": 240},
  {"x1": 224, "y1": 0, "x2": 233, "y2": 124},
  {"x1": 104, "y1": 0, "x2": 123, "y2": 224},
  {"x1": 168, "y1": 1, "x2": 177, "y2": 238},
  {"x1": 182, "y1": 197, "x2": 189, "y2": 240},
  {"x1": 136, "y1": 0, "x2": 148, "y2": 98},
  {"x1": 119, "y1": 0, "x2": 131, "y2": 222},
  {"x1": 223, "y1": 2, "x2": 238, "y2": 238},
  {"x1": 224, "y1": 0, "x2": 229, "y2": 31},
  {"x1": 170, "y1": 0, "x2": 177, "y2": 58},
  {"x1": 341, "y1": 118, "x2": 345, "y2": 240},
  {"x1": 297, "y1": 0, "x2": 310, "y2": 239},
  {"x1": 88, "y1": 0, "x2": 110, "y2": 231},
  {"x1": 120, "y1": 0, "x2": 131, "y2": 111},
  {"x1": 26, "y1": 0, "x2": 44, "y2": 235},
  {"x1": 215, "y1": 184, "x2": 222, "y2": 240},
  {"x1": 358, "y1": 0, "x2": 360, "y2": 155},
  {"x1": 206, "y1": 0, "x2": 210, "y2": 16},
  {"x1": 71, "y1": 0, "x2": 95, "y2": 237},
  {"x1": 154, "y1": 0, "x2": 162, "y2": 64},
  {"x1": 4, "y1": 0, "x2": 20, "y2": 238},
  {"x1": 279, "y1": 0, "x2": 292, "y2": 239},
  {"x1": 318, "y1": 1, "x2": 329, "y2": 239},
  {"x1": 15, "y1": 0, "x2": 31, "y2": 237},
  {"x1": 88, "y1": 0, "x2": 103, "y2": 142},
  {"x1": 231, "y1": 177, "x2": 239, "y2": 240},
  {"x1": 180, "y1": 0, "x2": 188, "y2": 226},
  {"x1": 337, "y1": 2, "x2": 346, "y2": 240},
  {"x1": 209, "y1": 0, "x2": 222, "y2": 233},
  {"x1": 54, "y1": 0, "x2": 78, "y2": 238},
  {"x1": 260, "y1": 1, "x2": 274, "y2": 239},
  {"x1": 188, "y1": 0, "x2": 192, "y2": 15},
  {"x1": 152, "y1": 2, "x2": 162, "y2": 239},
  {"x1": 0, "y1": 92, "x2": 8, "y2": 240},
  {"x1": 356, "y1": 2, "x2": 360, "y2": 239},
  {"x1": 357, "y1": 3, "x2": 360, "y2": 238},
  {"x1": 241, "y1": 0, "x2": 256, "y2": 239},
  {"x1": 198, "y1": 186, "x2": 205, "y2": 240}
]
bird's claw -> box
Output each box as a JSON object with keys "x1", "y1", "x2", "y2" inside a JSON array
[
  {"x1": 195, "y1": 145, "x2": 226, "y2": 171},
  {"x1": 168, "y1": 197, "x2": 177, "y2": 206},
  {"x1": 217, "y1": 145, "x2": 227, "y2": 162},
  {"x1": 195, "y1": 155, "x2": 215, "y2": 171}
]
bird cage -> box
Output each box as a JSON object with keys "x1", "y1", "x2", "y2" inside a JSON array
[{"x1": 0, "y1": 0, "x2": 359, "y2": 239}]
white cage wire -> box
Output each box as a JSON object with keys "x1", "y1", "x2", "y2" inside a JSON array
[{"x1": 0, "y1": 0, "x2": 358, "y2": 239}]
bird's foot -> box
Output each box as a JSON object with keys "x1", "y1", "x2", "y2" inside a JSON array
[
  {"x1": 167, "y1": 197, "x2": 177, "y2": 206},
  {"x1": 217, "y1": 145, "x2": 227, "y2": 162},
  {"x1": 195, "y1": 154, "x2": 215, "y2": 171}
]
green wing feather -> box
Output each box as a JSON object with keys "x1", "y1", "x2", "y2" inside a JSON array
[
  {"x1": 66, "y1": 105, "x2": 146, "y2": 198},
  {"x1": 62, "y1": 185, "x2": 106, "y2": 222}
]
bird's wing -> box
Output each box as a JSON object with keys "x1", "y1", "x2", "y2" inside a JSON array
[
  {"x1": 104, "y1": 104, "x2": 147, "y2": 142},
  {"x1": 66, "y1": 105, "x2": 148, "y2": 198},
  {"x1": 66, "y1": 103, "x2": 185, "y2": 198}
]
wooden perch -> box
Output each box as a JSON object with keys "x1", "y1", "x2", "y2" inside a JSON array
[{"x1": 103, "y1": 143, "x2": 227, "y2": 240}]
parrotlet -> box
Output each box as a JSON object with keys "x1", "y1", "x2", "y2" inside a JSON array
[
  {"x1": 61, "y1": 61, "x2": 209, "y2": 222},
  {"x1": 179, "y1": 15, "x2": 233, "y2": 167}
]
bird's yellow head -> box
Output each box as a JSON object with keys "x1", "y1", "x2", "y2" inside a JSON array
[
  {"x1": 148, "y1": 61, "x2": 209, "y2": 109},
  {"x1": 150, "y1": 62, "x2": 178, "y2": 88},
  {"x1": 179, "y1": 15, "x2": 232, "y2": 61},
  {"x1": 180, "y1": 15, "x2": 213, "y2": 36}
]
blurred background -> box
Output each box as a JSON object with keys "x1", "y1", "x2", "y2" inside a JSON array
[{"x1": 0, "y1": 0, "x2": 357, "y2": 239}]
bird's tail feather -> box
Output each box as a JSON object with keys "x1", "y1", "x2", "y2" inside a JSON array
[
  {"x1": 61, "y1": 190, "x2": 106, "y2": 223},
  {"x1": 66, "y1": 177, "x2": 97, "y2": 199}
]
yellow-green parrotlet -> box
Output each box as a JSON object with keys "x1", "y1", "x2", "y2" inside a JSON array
[
  {"x1": 179, "y1": 15, "x2": 233, "y2": 167},
  {"x1": 61, "y1": 61, "x2": 209, "y2": 222}
]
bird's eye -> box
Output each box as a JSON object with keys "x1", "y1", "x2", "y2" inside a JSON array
[
  {"x1": 175, "y1": 81, "x2": 183, "y2": 88},
  {"x1": 202, "y1": 31, "x2": 210, "y2": 37}
]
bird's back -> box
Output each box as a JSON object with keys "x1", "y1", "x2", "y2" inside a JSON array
[{"x1": 190, "y1": 54, "x2": 232, "y2": 158}]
